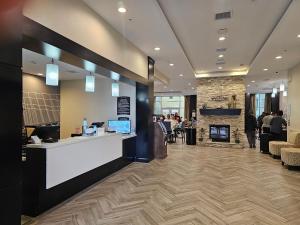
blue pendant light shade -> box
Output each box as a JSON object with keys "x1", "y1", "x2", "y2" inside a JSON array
[
  {"x1": 46, "y1": 59, "x2": 59, "y2": 86},
  {"x1": 112, "y1": 82, "x2": 119, "y2": 97},
  {"x1": 85, "y1": 73, "x2": 95, "y2": 92}
]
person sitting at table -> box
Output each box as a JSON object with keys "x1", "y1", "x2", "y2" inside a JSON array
[
  {"x1": 159, "y1": 115, "x2": 165, "y2": 122},
  {"x1": 174, "y1": 112, "x2": 181, "y2": 123},
  {"x1": 270, "y1": 110, "x2": 287, "y2": 140},
  {"x1": 165, "y1": 114, "x2": 177, "y2": 129},
  {"x1": 262, "y1": 112, "x2": 274, "y2": 133},
  {"x1": 170, "y1": 115, "x2": 179, "y2": 130}
]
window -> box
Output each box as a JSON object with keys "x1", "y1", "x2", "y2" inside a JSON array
[
  {"x1": 154, "y1": 96, "x2": 185, "y2": 118},
  {"x1": 255, "y1": 94, "x2": 265, "y2": 118}
]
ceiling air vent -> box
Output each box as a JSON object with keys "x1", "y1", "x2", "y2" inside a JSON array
[
  {"x1": 215, "y1": 11, "x2": 231, "y2": 20},
  {"x1": 216, "y1": 48, "x2": 227, "y2": 52},
  {"x1": 67, "y1": 70, "x2": 79, "y2": 74}
]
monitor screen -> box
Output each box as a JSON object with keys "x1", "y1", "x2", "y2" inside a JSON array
[{"x1": 108, "y1": 120, "x2": 131, "y2": 134}]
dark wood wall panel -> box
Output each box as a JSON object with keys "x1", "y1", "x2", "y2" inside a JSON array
[
  {"x1": 135, "y1": 57, "x2": 154, "y2": 162},
  {"x1": 0, "y1": 35, "x2": 22, "y2": 225}
]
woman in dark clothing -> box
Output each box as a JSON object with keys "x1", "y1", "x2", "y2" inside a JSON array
[{"x1": 245, "y1": 111, "x2": 257, "y2": 148}]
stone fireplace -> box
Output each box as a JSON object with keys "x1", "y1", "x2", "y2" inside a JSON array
[{"x1": 197, "y1": 76, "x2": 245, "y2": 148}]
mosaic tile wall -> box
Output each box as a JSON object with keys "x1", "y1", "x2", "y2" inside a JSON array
[{"x1": 23, "y1": 73, "x2": 60, "y2": 126}]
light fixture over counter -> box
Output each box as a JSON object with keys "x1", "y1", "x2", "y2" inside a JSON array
[
  {"x1": 46, "y1": 59, "x2": 59, "y2": 86},
  {"x1": 112, "y1": 82, "x2": 119, "y2": 97},
  {"x1": 85, "y1": 72, "x2": 95, "y2": 93}
]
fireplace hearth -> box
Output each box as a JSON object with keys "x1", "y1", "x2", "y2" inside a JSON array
[{"x1": 209, "y1": 125, "x2": 230, "y2": 142}]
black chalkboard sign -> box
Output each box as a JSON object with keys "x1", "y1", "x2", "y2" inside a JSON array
[{"x1": 117, "y1": 96, "x2": 130, "y2": 115}]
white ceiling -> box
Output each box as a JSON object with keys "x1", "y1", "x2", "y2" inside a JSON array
[
  {"x1": 247, "y1": 0, "x2": 300, "y2": 93},
  {"x1": 82, "y1": 0, "x2": 197, "y2": 95},
  {"x1": 46, "y1": 0, "x2": 300, "y2": 95}
]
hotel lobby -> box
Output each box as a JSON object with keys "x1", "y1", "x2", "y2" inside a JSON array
[{"x1": 1, "y1": 0, "x2": 300, "y2": 225}]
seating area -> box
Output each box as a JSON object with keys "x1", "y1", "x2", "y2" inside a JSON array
[
  {"x1": 268, "y1": 130, "x2": 300, "y2": 170},
  {"x1": 281, "y1": 148, "x2": 300, "y2": 169}
]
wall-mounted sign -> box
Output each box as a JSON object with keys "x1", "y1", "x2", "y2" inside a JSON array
[
  {"x1": 117, "y1": 96, "x2": 130, "y2": 115},
  {"x1": 210, "y1": 96, "x2": 229, "y2": 102}
]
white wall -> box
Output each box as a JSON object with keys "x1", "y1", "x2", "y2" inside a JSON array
[
  {"x1": 23, "y1": 0, "x2": 148, "y2": 79},
  {"x1": 288, "y1": 62, "x2": 300, "y2": 130},
  {"x1": 60, "y1": 77, "x2": 136, "y2": 138}
]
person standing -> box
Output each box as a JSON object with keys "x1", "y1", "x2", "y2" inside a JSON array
[
  {"x1": 257, "y1": 112, "x2": 266, "y2": 136},
  {"x1": 270, "y1": 110, "x2": 287, "y2": 140},
  {"x1": 245, "y1": 111, "x2": 257, "y2": 148},
  {"x1": 262, "y1": 112, "x2": 275, "y2": 133}
]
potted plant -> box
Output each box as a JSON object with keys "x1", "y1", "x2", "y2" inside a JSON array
[
  {"x1": 199, "y1": 128, "x2": 206, "y2": 142},
  {"x1": 232, "y1": 128, "x2": 240, "y2": 143}
]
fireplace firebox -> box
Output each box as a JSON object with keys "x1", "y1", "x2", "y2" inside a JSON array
[{"x1": 209, "y1": 125, "x2": 230, "y2": 142}]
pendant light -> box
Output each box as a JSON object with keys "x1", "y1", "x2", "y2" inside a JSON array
[
  {"x1": 46, "y1": 58, "x2": 59, "y2": 86},
  {"x1": 280, "y1": 83, "x2": 285, "y2": 92},
  {"x1": 112, "y1": 82, "x2": 119, "y2": 97},
  {"x1": 85, "y1": 72, "x2": 95, "y2": 92},
  {"x1": 283, "y1": 91, "x2": 288, "y2": 97},
  {"x1": 272, "y1": 87, "x2": 278, "y2": 94},
  {"x1": 271, "y1": 93, "x2": 276, "y2": 98}
]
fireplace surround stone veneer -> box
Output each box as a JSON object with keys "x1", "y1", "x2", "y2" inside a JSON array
[{"x1": 197, "y1": 76, "x2": 245, "y2": 148}]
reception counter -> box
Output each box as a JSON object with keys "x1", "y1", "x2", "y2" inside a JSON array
[{"x1": 22, "y1": 133, "x2": 136, "y2": 216}]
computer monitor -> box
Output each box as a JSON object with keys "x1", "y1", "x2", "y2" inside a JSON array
[
  {"x1": 107, "y1": 120, "x2": 131, "y2": 134},
  {"x1": 91, "y1": 122, "x2": 105, "y2": 128},
  {"x1": 30, "y1": 125, "x2": 60, "y2": 142}
]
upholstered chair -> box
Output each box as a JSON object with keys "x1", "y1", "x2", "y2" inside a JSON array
[
  {"x1": 281, "y1": 148, "x2": 300, "y2": 169},
  {"x1": 269, "y1": 130, "x2": 300, "y2": 158}
]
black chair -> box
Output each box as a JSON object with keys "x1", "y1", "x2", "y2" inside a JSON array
[
  {"x1": 163, "y1": 121, "x2": 176, "y2": 143},
  {"x1": 174, "y1": 122, "x2": 186, "y2": 143}
]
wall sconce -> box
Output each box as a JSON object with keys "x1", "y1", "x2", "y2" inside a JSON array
[
  {"x1": 283, "y1": 91, "x2": 288, "y2": 97},
  {"x1": 280, "y1": 83, "x2": 285, "y2": 92}
]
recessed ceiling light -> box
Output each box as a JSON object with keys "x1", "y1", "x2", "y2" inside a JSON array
[
  {"x1": 118, "y1": 7, "x2": 127, "y2": 13},
  {"x1": 218, "y1": 54, "x2": 224, "y2": 58},
  {"x1": 192, "y1": 87, "x2": 195, "y2": 90},
  {"x1": 179, "y1": 74, "x2": 183, "y2": 77},
  {"x1": 218, "y1": 66, "x2": 223, "y2": 70},
  {"x1": 154, "y1": 47, "x2": 160, "y2": 51},
  {"x1": 37, "y1": 73, "x2": 43, "y2": 76},
  {"x1": 251, "y1": 80, "x2": 255, "y2": 83},
  {"x1": 297, "y1": 34, "x2": 300, "y2": 38},
  {"x1": 169, "y1": 63, "x2": 174, "y2": 66},
  {"x1": 247, "y1": 85, "x2": 250, "y2": 87},
  {"x1": 275, "y1": 55, "x2": 282, "y2": 59},
  {"x1": 188, "y1": 83, "x2": 191, "y2": 86},
  {"x1": 219, "y1": 36, "x2": 226, "y2": 41},
  {"x1": 263, "y1": 68, "x2": 268, "y2": 71}
]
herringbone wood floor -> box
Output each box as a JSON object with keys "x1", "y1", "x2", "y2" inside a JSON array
[{"x1": 32, "y1": 144, "x2": 300, "y2": 225}]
